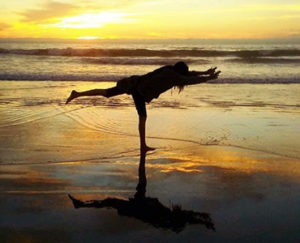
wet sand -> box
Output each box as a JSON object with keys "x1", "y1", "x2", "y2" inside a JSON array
[{"x1": 0, "y1": 81, "x2": 299, "y2": 242}]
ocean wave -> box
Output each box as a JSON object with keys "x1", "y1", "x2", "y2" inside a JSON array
[
  {"x1": 214, "y1": 78, "x2": 300, "y2": 84},
  {"x1": 81, "y1": 57, "x2": 208, "y2": 65},
  {"x1": 0, "y1": 73, "x2": 125, "y2": 81},
  {"x1": 0, "y1": 73, "x2": 299, "y2": 83},
  {"x1": 1, "y1": 47, "x2": 300, "y2": 58},
  {"x1": 228, "y1": 57, "x2": 300, "y2": 63}
]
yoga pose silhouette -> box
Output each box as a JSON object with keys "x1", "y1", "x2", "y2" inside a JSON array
[
  {"x1": 68, "y1": 149, "x2": 215, "y2": 232},
  {"x1": 66, "y1": 62, "x2": 221, "y2": 152}
]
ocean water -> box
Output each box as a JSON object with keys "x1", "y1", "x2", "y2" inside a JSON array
[{"x1": 0, "y1": 38, "x2": 300, "y2": 83}]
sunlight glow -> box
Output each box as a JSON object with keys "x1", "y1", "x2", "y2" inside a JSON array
[
  {"x1": 54, "y1": 12, "x2": 128, "y2": 29},
  {"x1": 78, "y1": 36, "x2": 100, "y2": 40},
  {"x1": 1, "y1": 1, "x2": 300, "y2": 39}
]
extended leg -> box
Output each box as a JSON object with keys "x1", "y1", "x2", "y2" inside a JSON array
[
  {"x1": 68, "y1": 194, "x2": 128, "y2": 209},
  {"x1": 66, "y1": 86, "x2": 124, "y2": 104}
]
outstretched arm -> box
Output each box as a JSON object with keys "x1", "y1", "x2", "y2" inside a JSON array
[
  {"x1": 188, "y1": 67, "x2": 217, "y2": 77},
  {"x1": 184, "y1": 71, "x2": 221, "y2": 85}
]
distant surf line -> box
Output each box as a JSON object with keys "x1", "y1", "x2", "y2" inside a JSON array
[
  {"x1": 1, "y1": 47, "x2": 300, "y2": 57},
  {"x1": 0, "y1": 74, "x2": 299, "y2": 83}
]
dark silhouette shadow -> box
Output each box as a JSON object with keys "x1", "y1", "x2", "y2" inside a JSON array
[{"x1": 68, "y1": 150, "x2": 215, "y2": 233}]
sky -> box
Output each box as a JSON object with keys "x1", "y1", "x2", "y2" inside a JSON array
[{"x1": 0, "y1": 0, "x2": 300, "y2": 39}]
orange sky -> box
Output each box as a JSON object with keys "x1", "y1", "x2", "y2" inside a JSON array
[{"x1": 1, "y1": 0, "x2": 300, "y2": 39}]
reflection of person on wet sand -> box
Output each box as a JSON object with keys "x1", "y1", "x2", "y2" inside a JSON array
[
  {"x1": 66, "y1": 62, "x2": 221, "y2": 152},
  {"x1": 69, "y1": 150, "x2": 215, "y2": 233}
]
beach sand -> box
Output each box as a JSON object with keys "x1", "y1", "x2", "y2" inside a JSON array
[{"x1": 0, "y1": 81, "x2": 299, "y2": 242}]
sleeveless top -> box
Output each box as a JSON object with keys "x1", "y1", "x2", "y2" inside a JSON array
[{"x1": 117, "y1": 66, "x2": 186, "y2": 103}]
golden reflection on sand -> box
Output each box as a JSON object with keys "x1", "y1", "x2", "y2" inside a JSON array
[{"x1": 146, "y1": 145, "x2": 300, "y2": 182}]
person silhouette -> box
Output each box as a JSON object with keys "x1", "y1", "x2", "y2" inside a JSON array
[
  {"x1": 66, "y1": 62, "x2": 221, "y2": 152},
  {"x1": 68, "y1": 149, "x2": 215, "y2": 232}
]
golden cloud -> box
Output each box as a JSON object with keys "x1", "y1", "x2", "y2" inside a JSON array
[
  {"x1": 20, "y1": 1, "x2": 81, "y2": 24},
  {"x1": 0, "y1": 23, "x2": 10, "y2": 31}
]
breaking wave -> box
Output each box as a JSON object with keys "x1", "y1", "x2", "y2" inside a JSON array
[
  {"x1": 81, "y1": 57, "x2": 208, "y2": 65},
  {"x1": 1, "y1": 47, "x2": 300, "y2": 58},
  {"x1": 228, "y1": 57, "x2": 300, "y2": 64},
  {"x1": 0, "y1": 73, "x2": 299, "y2": 83},
  {"x1": 0, "y1": 73, "x2": 125, "y2": 81}
]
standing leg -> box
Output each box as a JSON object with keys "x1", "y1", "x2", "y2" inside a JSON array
[
  {"x1": 66, "y1": 86, "x2": 124, "y2": 104},
  {"x1": 132, "y1": 91, "x2": 155, "y2": 152}
]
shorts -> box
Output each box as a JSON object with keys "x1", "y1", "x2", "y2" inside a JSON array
[
  {"x1": 106, "y1": 86, "x2": 147, "y2": 117},
  {"x1": 131, "y1": 90, "x2": 147, "y2": 117}
]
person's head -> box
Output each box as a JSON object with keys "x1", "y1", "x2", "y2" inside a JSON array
[
  {"x1": 169, "y1": 205, "x2": 215, "y2": 232},
  {"x1": 173, "y1": 62, "x2": 189, "y2": 93},
  {"x1": 173, "y1": 61, "x2": 189, "y2": 75}
]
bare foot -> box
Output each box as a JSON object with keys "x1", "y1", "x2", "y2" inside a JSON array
[
  {"x1": 68, "y1": 194, "x2": 83, "y2": 208},
  {"x1": 141, "y1": 145, "x2": 156, "y2": 153},
  {"x1": 66, "y1": 90, "x2": 78, "y2": 104}
]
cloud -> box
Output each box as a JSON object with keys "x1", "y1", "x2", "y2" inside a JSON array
[
  {"x1": 78, "y1": 0, "x2": 144, "y2": 9},
  {"x1": 19, "y1": 0, "x2": 141, "y2": 25},
  {"x1": 21, "y1": 1, "x2": 81, "y2": 24},
  {"x1": 0, "y1": 23, "x2": 10, "y2": 31},
  {"x1": 287, "y1": 31, "x2": 300, "y2": 38}
]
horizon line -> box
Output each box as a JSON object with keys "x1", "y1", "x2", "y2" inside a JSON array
[
  {"x1": 0, "y1": 37, "x2": 300, "y2": 45},
  {"x1": 0, "y1": 37, "x2": 300, "y2": 41}
]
